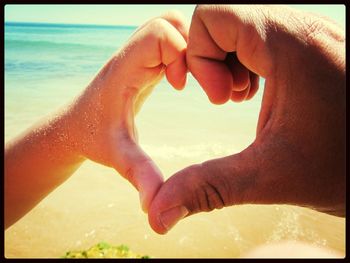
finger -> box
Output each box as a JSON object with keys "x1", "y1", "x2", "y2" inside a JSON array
[
  {"x1": 131, "y1": 10, "x2": 189, "y2": 43},
  {"x1": 148, "y1": 144, "x2": 262, "y2": 234},
  {"x1": 158, "y1": 10, "x2": 189, "y2": 42},
  {"x1": 165, "y1": 49, "x2": 187, "y2": 90},
  {"x1": 188, "y1": 56, "x2": 233, "y2": 104},
  {"x1": 246, "y1": 72, "x2": 259, "y2": 101},
  {"x1": 186, "y1": 7, "x2": 231, "y2": 104},
  {"x1": 114, "y1": 134, "x2": 164, "y2": 213},
  {"x1": 230, "y1": 84, "x2": 250, "y2": 102},
  {"x1": 187, "y1": 4, "x2": 274, "y2": 95},
  {"x1": 147, "y1": 18, "x2": 187, "y2": 90},
  {"x1": 225, "y1": 52, "x2": 250, "y2": 92},
  {"x1": 149, "y1": 127, "x2": 341, "y2": 234},
  {"x1": 126, "y1": 16, "x2": 187, "y2": 90},
  {"x1": 128, "y1": 14, "x2": 188, "y2": 112},
  {"x1": 112, "y1": 95, "x2": 164, "y2": 213},
  {"x1": 225, "y1": 52, "x2": 251, "y2": 102},
  {"x1": 142, "y1": 11, "x2": 189, "y2": 90}
]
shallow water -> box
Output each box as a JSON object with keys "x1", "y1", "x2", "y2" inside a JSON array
[{"x1": 4, "y1": 21, "x2": 345, "y2": 258}]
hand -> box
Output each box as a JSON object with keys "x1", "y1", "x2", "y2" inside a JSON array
[
  {"x1": 64, "y1": 11, "x2": 188, "y2": 212},
  {"x1": 148, "y1": 5, "x2": 345, "y2": 234},
  {"x1": 5, "y1": 11, "x2": 188, "y2": 229}
]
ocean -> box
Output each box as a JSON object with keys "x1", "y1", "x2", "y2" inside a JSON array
[{"x1": 4, "y1": 22, "x2": 345, "y2": 258}]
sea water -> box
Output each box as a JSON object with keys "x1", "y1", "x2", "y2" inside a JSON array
[{"x1": 4, "y1": 22, "x2": 345, "y2": 258}]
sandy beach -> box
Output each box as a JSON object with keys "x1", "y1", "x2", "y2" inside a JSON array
[{"x1": 5, "y1": 160, "x2": 345, "y2": 258}]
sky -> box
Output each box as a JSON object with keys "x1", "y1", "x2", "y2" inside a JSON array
[{"x1": 5, "y1": 4, "x2": 345, "y2": 28}]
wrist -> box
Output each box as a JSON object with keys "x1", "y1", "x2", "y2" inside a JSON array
[{"x1": 48, "y1": 107, "x2": 87, "y2": 163}]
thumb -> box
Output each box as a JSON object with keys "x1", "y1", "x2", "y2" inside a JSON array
[
  {"x1": 148, "y1": 144, "x2": 264, "y2": 234},
  {"x1": 112, "y1": 129, "x2": 164, "y2": 214}
]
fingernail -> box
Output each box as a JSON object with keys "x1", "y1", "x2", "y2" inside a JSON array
[{"x1": 159, "y1": 206, "x2": 189, "y2": 232}]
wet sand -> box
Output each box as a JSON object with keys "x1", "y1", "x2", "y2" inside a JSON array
[{"x1": 5, "y1": 160, "x2": 345, "y2": 258}]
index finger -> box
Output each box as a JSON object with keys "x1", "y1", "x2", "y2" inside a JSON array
[{"x1": 186, "y1": 5, "x2": 273, "y2": 104}]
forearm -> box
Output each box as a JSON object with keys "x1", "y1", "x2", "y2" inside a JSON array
[{"x1": 5, "y1": 108, "x2": 85, "y2": 229}]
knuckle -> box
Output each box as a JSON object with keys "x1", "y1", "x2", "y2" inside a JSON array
[
  {"x1": 193, "y1": 4, "x2": 212, "y2": 19},
  {"x1": 191, "y1": 162, "x2": 228, "y2": 212},
  {"x1": 301, "y1": 17, "x2": 326, "y2": 45},
  {"x1": 141, "y1": 18, "x2": 171, "y2": 44},
  {"x1": 162, "y1": 9, "x2": 185, "y2": 21},
  {"x1": 203, "y1": 183, "x2": 226, "y2": 211},
  {"x1": 300, "y1": 14, "x2": 344, "y2": 46},
  {"x1": 194, "y1": 4, "x2": 204, "y2": 13},
  {"x1": 147, "y1": 18, "x2": 170, "y2": 33},
  {"x1": 194, "y1": 4, "x2": 218, "y2": 16}
]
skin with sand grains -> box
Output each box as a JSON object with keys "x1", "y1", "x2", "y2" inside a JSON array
[{"x1": 5, "y1": 11, "x2": 188, "y2": 229}]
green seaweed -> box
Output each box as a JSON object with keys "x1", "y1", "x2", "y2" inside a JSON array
[{"x1": 63, "y1": 242, "x2": 149, "y2": 258}]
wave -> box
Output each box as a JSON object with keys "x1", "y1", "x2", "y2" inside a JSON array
[
  {"x1": 5, "y1": 21, "x2": 137, "y2": 30},
  {"x1": 5, "y1": 39, "x2": 117, "y2": 52},
  {"x1": 141, "y1": 143, "x2": 237, "y2": 160}
]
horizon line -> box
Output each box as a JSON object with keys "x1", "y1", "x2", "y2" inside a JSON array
[{"x1": 5, "y1": 20, "x2": 138, "y2": 28}]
